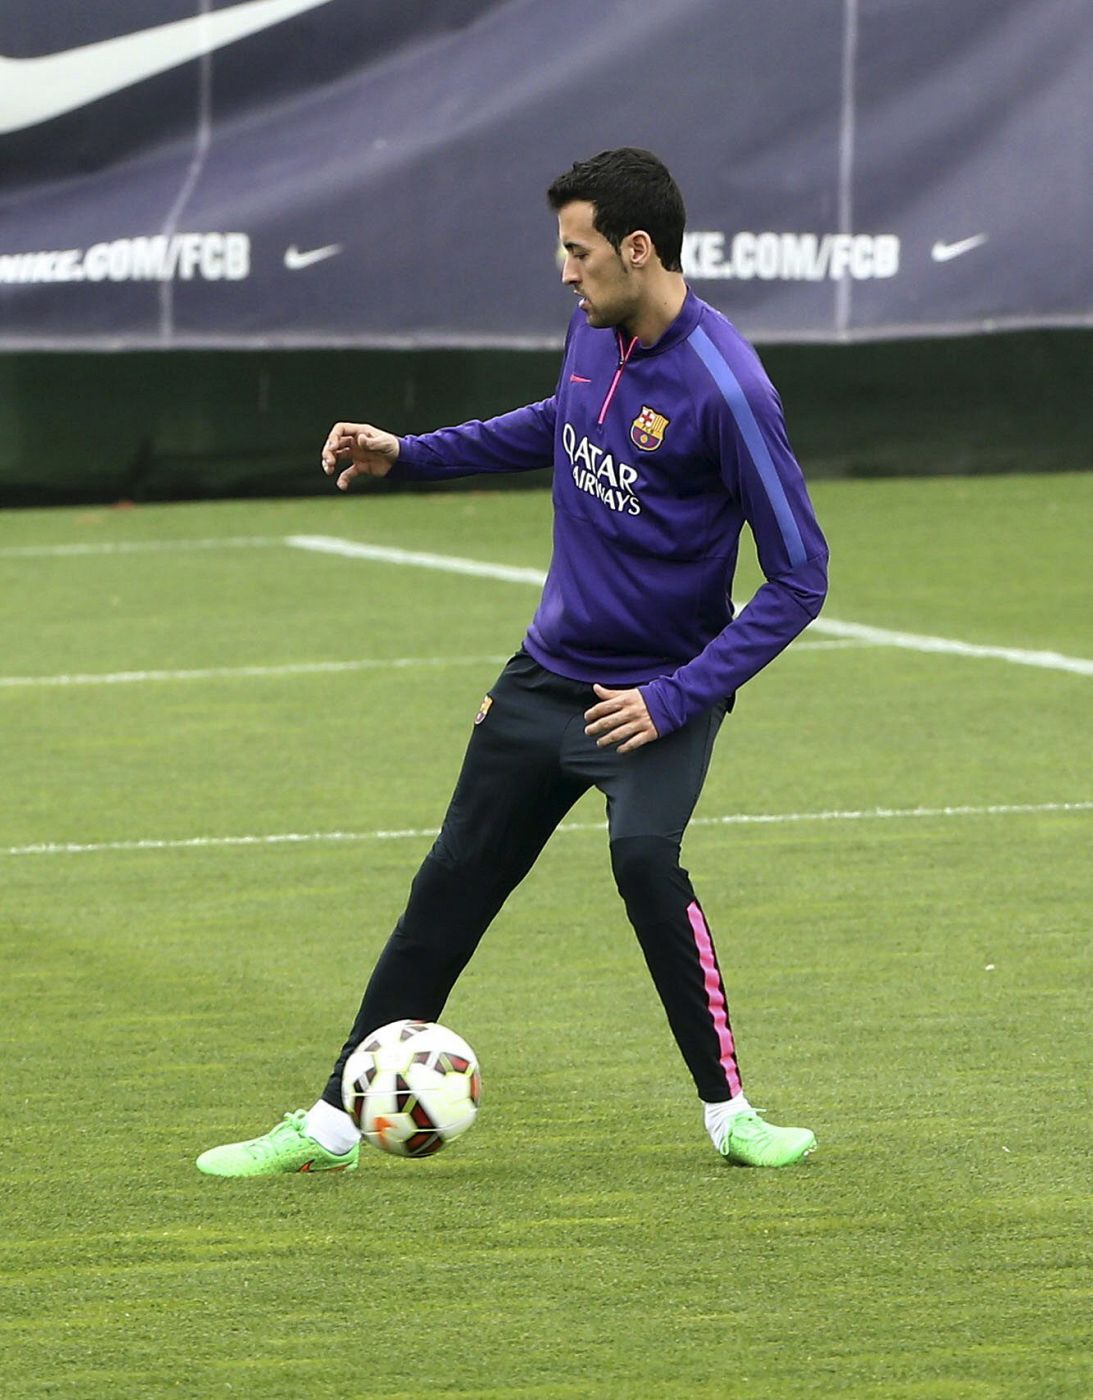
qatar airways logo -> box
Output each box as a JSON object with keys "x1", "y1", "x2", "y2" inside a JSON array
[{"x1": 562, "y1": 423, "x2": 641, "y2": 516}]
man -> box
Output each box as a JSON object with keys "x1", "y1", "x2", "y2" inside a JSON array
[{"x1": 197, "y1": 148, "x2": 828, "y2": 1178}]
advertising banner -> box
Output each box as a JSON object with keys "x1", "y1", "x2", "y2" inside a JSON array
[{"x1": 2, "y1": 0, "x2": 1090, "y2": 348}]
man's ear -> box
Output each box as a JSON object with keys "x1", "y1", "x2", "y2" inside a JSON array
[{"x1": 624, "y1": 230, "x2": 654, "y2": 269}]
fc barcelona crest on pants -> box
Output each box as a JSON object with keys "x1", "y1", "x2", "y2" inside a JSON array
[{"x1": 630, "y1": 405, "x2": 670, "y2": 452}]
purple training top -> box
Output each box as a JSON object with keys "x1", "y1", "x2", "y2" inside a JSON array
[{"x1": 391, "y1": 288, "x2": 828, "y2": 737}]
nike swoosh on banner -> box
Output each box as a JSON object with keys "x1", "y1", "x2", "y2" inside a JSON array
[
  {"x1": 931, "y1": 234, "x2": 989, "y2": 263},
  {"x1": 284, "y1": 243, "x2": 343, "y2": 270},
  {"x1": 0, "y1": 0, "x2": 336, "y2": 135}
]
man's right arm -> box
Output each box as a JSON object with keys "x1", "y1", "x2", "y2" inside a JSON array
[
  {"x1": 321, "y1": 398, "x2": 556, "y2": 492},
  {"x1": 392, "y1": 398, "x2": 556, "y2": 481}
]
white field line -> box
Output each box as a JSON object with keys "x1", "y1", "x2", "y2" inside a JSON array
[
  {"x1": 6, "y1": 532, "x2": 1090, "y2": 677},
  {"x1": 287, "y1": 535, "x2": 1093, "y2": 677},
  {"x1": 286, "y1": 533, "x2": 547, "y2": 585},
  {"x1": 0, "y1": 655, "x2": 509, "y2": 690},
  {"x1": 0, "y1": 639, "x2": 863, "y2": 691},
  {"x1": 5, "y1": 801, "x2": 1090, "y2": 858},
  {"x1": 0, "y1": 537, "x2": 282, "y2": 558},
  {"x1": 809, "y1": 617, "x2": 1093, "y2": 677}
]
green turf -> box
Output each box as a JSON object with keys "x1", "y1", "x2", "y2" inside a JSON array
[{"x1": 2, "y1": 475, "x2": 1090, "y2": 1398}]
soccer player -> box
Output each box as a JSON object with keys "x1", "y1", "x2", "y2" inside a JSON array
[{"x1": 197, "y1": 148, "x2": 828, "y2": 1177}]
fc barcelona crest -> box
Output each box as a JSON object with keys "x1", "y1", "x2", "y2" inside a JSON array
[{"x1": 630, "y1": 405, "x2": 670, "y2": 452}]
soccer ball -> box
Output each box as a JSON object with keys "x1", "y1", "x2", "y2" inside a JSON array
[{"x1": 341, "y1": 1019, "x2": 481, "y2": 1158}]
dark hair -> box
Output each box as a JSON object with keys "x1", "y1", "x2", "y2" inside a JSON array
[{"x1": 547, "y1": 148, "x2": 686, "y2": 272}]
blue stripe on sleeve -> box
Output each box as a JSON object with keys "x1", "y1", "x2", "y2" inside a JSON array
[{"x1": 686, "y1": 325, "x2": 807, "y2": 567}]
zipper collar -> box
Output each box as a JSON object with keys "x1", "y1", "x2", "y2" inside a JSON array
[
  {"x1": 597, "y1": 330, "x2": 639, "y2": 426},
  {"x1": 623, "y1": 286, "x2": 703, "y2": 358},
  {"x1": 585, "y1": 289, "x2": 702, "y2": 427}
]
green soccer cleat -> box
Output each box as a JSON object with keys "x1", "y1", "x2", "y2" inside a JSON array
[
  {"x1": 719, "y1": 1111, "x2": 816, "y2": 1168},
  {"x1": 196, "y1": 1110, "x2": 359, "y2": 1178}
]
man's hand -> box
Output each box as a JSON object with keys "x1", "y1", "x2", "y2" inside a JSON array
[
  {"x1": 321, "y1": 421, "x2": 400, "y2": 491},
  {"x1": 583, "y1": 684, "x2": 659, "y2": 754}
]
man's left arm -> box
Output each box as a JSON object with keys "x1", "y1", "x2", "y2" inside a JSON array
[{"x1": 640, "y1": 359, "x2": 829, "y2": 738}]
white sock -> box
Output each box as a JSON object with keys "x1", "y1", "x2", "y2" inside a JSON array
[
  {"x1": 703, "y1": 1093, "x2": 753, "y2": 1150},
  {"x1": 304, "y1": 1098, "x2": 360, "y2": 1156}
]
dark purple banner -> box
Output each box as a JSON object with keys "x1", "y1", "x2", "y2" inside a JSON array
[{"x1": 2, "y1": 0, "x2": 1090, "y2": 348}]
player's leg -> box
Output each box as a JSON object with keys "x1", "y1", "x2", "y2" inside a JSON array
[
  {"x1": 585, "y1": 704, "x2": 744, "y2": 1101},
  {"x1": 568, "y1": 701, "x2": 815, "y2": 1166},
  {"x1": 318, "y1": 664, "x2": 588, "y2": 1108},
  {"x1": 197, "y1": 653, "x2": 587, "y2": 1176}
]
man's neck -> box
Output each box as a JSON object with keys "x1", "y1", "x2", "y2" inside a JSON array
[{"x1": 624, "y1": 273, "x2": 688, "y2": 347}]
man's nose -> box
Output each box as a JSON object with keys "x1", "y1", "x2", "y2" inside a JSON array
[{"x1": 561, "y1": 255, "x2": 580, "y2": 285}]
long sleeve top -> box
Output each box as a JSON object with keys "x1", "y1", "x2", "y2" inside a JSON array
[{"x1": 389, "y1": 289, "x2": 828, "y2": 737}]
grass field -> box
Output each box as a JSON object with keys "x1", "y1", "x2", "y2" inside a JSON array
[{"x1": 2, "y1": 474, "x2": 1090, "y2": 1398}]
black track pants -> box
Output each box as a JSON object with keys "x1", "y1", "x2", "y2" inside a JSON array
[{"x1": 322, "y1": 652, "x2": 742, "y2": 1106}]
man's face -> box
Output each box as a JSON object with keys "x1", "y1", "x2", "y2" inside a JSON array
[{"x1": 557, "y1": 200, "x2": 638, "y2": 330}]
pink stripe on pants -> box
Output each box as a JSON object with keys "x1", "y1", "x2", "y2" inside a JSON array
[{"x1": 686, "y1": 900, "x2": 742, "y2": 1097}]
